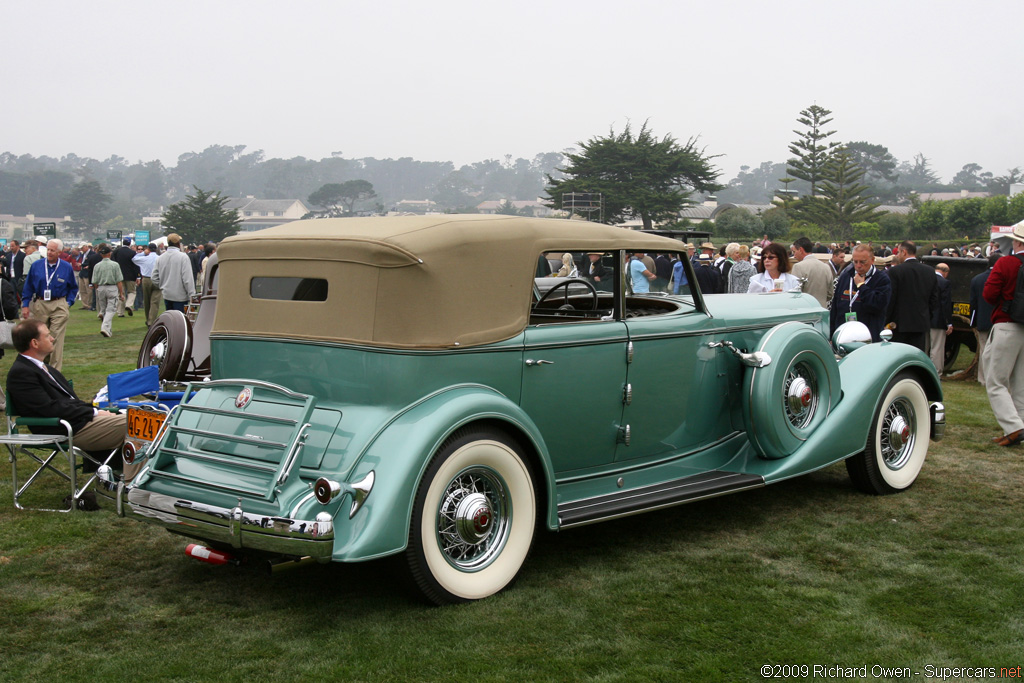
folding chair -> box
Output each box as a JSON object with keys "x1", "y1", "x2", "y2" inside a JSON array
[
  {"x1": 101, "y1": 365, "x2": 186, "y2": 411},
  {"x1": 1, "y1": 387, "x2": 119, "y2": 512}
]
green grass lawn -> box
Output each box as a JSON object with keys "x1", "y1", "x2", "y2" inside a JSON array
[{"x1": 1, "y1": 317, "x2": 1022, "y2": 682}]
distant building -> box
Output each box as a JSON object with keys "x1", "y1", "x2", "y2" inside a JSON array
[
  {"x1": 0, "y1": 213, "x2": 76, "y2": 243},
  {"x1": 392, "y1": 199, "x2": 437, "y2": 214},
  {"x1": 476, "y1": 200, "x2": 553, "y2": 217},
  {"x1": 223, "y1": 197, "x2": 310, "y2": 232},
  {"x1": 914, "y1": 190, "x2": 990, "y2": 202}
]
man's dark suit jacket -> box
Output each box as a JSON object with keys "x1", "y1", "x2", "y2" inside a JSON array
[
  {"x1": 886, "y1": 258, "x2": 938, "y2": 333},
  {"x1": 113, "y1": 245, "x2": 140, "y2": 281},
  {"x1": 6, "y1": 355, "x2": 94, "y2": 435},
  {"x1": 931, "y1": 274, "x2": 953, "y2": 329},
  {"x1": 970, "y1": 268, "x2": 995, "y2": 332},
  {"x1": 3, "y1": 251, "x2": 25, "y2": 281}
]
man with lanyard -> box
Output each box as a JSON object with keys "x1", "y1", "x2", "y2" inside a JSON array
[
  {"x1": 830, "y1": 244, "x2": 891, "y2": 342},
  {"x1": 21, "y1": 238, "x2": 78, "y2": 372}
]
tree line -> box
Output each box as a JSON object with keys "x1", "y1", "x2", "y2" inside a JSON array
[
  {"x1": 1, "y1": 109, "x2": 1020, "y2": 244},
  {"x1": 543, "y1": 105, "x2": 1023, "y2": 244}
]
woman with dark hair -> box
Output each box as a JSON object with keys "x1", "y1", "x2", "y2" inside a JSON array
[{"x1": 747, "y1": 242, "x2": 800, "y2": 293}]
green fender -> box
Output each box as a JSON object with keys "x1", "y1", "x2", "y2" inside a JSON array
[
  {"x1": 326, "y1": 384, "x2": 556, "y2": 562},
  {"x1": 743, "y1": 322, "x2": 842, "y2": 459},
  {"x1": 742, "y1": 339, "x2": 942, "y2": 483}
]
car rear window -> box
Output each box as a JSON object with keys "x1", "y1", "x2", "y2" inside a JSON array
[{"x1": 250, "y1": 277, "x2": 328, "y2": 301}]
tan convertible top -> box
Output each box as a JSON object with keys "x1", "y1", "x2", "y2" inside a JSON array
[{"x1": 214, "y1": 214, "x2": 685, "y2": 349}]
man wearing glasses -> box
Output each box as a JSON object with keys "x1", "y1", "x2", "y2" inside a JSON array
[{"x1": 830, "y1": 244, "x2": 891, "y2": 341}]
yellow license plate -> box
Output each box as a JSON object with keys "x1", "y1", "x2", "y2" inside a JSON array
[{"x1": 127, "y1": 407, "x2": 167, "y2": 442}]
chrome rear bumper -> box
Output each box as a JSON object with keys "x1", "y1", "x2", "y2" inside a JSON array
[{"x1": 95, "y1": 466, "x2": 334, "y2": 561}]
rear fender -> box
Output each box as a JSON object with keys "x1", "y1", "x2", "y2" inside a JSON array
[
  {"x1": 746, "y1": 340, "x2": 941, "y2": 483},
  {"x1": 324, "y1": 385, "x2": 555, "y2": 562}
]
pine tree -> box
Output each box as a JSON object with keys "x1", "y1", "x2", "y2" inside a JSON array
[
  {"x1": 161, "y1": 186, "x2": 241, "y2": 244},
  {"x1": 792, "y1": 149, "x2": 885, "y2": 240},
  {"x1": 787, "y1": 105, "x2": 840, "y2": 197}
]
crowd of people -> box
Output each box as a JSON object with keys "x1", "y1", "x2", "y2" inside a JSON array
[
  {"x1": 0, "y1": 234, "x2": 218, "y2": 499},
  {"x1": 551, "y1": 235, "x2": 1003, "y2": 389},
  {"x1": 1, "y1": 234, "x2": 217, "y2": 347}
]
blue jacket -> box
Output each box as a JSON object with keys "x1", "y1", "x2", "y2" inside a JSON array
[
  {"x1": 830, "y1": 265, "x2": 891, "y2": 342},
  {"x1": 21, "y1": 257, "x2": 78, "y2": 306}
]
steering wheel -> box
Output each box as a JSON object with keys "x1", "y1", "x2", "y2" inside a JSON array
[{"x1": 536, "y1": 278, "x2": 599, "y2": 311}]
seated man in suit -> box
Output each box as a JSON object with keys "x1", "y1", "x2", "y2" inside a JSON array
[{"x1": 6, "y1": 319, "x2": 136, "y2": 477}]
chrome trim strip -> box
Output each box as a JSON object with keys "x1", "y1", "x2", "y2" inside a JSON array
[
  {"x1": 524, "y1": 337, "x2": 630, "y2": 351},
  {"x1": 289, "y1": 490, "x2": 317, "y2": 518},
  {"x1": 181, "y1": 404, "x2": 299, "y2": 425},
  {"x1": 210, "y1": 334, "x2": 525, "y2": 356},
  {"x1": 171, "y1": 426, "x2": 287, "y2": 450},
  {"x1": 199, "y1": 378, "x2": 312, "y2": 402},
  {"x1": 277, "y1": 425, "x2": 310, "y2": 486},
  {"x1": 558, "y1": 480, "x2": 765, "y2": 529},
  {"x1": 146, "y1": 469, "x2": 267, "y2": 497},
  {"x1": 160, "y1": 446, "x2": 278, "y2": 473}
]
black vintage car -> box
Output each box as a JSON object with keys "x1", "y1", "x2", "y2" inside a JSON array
[{"x1": 921, "y1": 255, "x2": 989, "y2": 369}]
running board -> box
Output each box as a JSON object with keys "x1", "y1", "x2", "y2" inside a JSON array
[{"x1": 557, "y1": 471, "x2": 765, "y2": 528}]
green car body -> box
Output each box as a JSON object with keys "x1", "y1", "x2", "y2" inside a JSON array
[{"x1": 97, "y1": 215, "x2": 944, "y2": 604}]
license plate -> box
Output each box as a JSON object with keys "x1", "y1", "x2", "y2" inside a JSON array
[{"x1": 127, "y1": 406, "x2": 167, "y2": 443}]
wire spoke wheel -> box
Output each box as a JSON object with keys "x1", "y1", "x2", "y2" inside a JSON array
[
  {"x1": 407, "y1": 427, "x2": 536, "y2": 604},
  {"x1": 846, "y1": 373, "x2": 931, "y2": 495},
  {"x1": 435, "y1": 467, "x2": 510, "y2": 571},
  {"x1": 783, "y1": 361, "x2": 819, "y2": 429}
]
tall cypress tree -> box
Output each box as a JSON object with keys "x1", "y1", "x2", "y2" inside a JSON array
[
  {"x1": 787, "y1": 105, "x2": 840, "y2": 198},
  {"x1": 793, "y1": 149, "x2": 885, "y2": 240}
]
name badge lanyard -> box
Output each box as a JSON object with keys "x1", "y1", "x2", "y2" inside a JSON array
[
  {"x1": 848, "y1": 266, "x2": 874, "y2": 309},
  {"x1": 43, "y1": 261, "x2": 59, "y2": 300}
]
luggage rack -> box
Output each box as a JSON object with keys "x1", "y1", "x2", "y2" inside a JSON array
[{"x1": 144, "y1": 379, "x2": 315, "y2": 501}]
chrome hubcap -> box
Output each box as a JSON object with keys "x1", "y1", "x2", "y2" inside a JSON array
[
  {"x1": 436, "y1": 467, "x2": 509, "y2": 571},
  {"x1": 148, "y1": 339, "x2": 166, "y2": 365},
  {"x1": 784, "y1": 362, "x2": 818, "y2": 428},
  {"x1": 882, "y1": 398, "x2": 916, "y2": 469},
  {"x1": 454, "y1": 492, "x2": 493, "y2": 545}
]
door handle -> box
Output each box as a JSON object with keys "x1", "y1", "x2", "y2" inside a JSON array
[{"x1": 525, "y1": 359, "x2": 554, "y2": 366}]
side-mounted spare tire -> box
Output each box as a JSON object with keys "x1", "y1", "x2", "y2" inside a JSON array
[
  {"x1": 743, "y1": 322, "x2": 842, "y2": 460},
  {"x1": 137, "y1": 310, "x2": 192, "y2": 382}
]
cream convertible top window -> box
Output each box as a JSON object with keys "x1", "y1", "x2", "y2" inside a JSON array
[{"x1": 214, "y1": 215, "x2": 688, "y2": 349}]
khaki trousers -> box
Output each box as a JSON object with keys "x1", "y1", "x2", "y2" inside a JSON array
[
  {"x1": 95, "y1": 284, "x2": 119, "y2": 335},
  {"x1": 929, "y1": 329, "x2": 947, "y2": 375},
  {"x1": 142, "y1": 277, "x2": 163, "y2": 326},
  {"x1": 976, "y1": 329, "x2": 990, "y2": 386},
  {"x1": 116, "y1": 280, "x2": 136, "y2": 316},
  {"x1": 984, "y1": 322, "x2": 1024, "y2": 435},
  {"x1": 78, "y1": 275, "x2": 92, "y2": 309},
  {"x1": 28, "y1": 298, "x2": 70, "y2": 372},
  {"x1": 75, "y1": 411, "x2": 140, "y2": 480}
]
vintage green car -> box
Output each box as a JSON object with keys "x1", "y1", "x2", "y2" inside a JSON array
[{"x1": 96, "y1": 215, "x2": 944, "y2": 604}]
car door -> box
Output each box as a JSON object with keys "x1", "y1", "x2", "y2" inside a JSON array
[
  {"x1": 616, "y1": 300, "x2": 732, "y2": 465},
  {"x1": 520, "y1": 321, "x2": 629, "y2": 474}
]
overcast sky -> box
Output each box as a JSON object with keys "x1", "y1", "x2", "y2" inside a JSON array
[{"x1": 2, "y1": 0, "x2": 1021, "y2": 184}]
